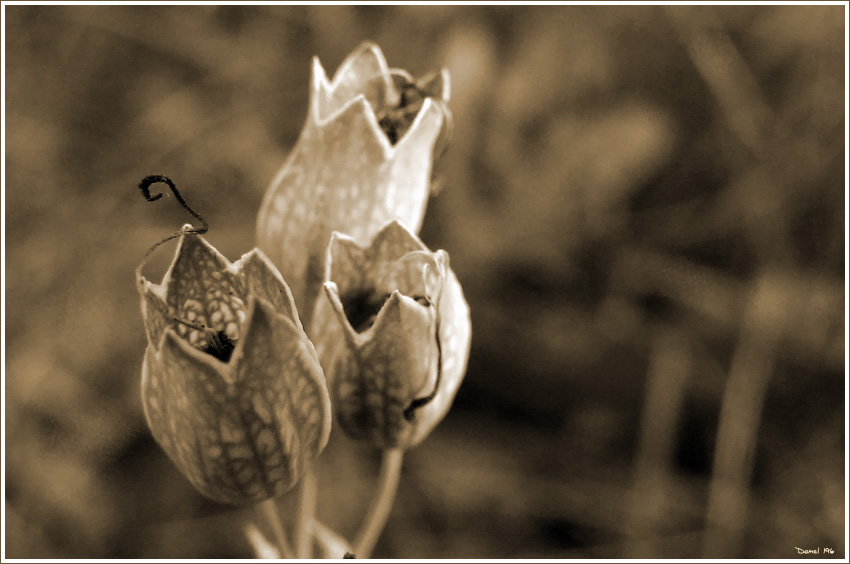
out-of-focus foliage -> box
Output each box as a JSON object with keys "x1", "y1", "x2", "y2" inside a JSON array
[{"x1": 4, "y1": 5, "x2": 845, "y2": 558}]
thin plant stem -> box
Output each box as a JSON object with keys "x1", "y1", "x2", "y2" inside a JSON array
[
  {"x1": 259, "y1": 498, "x2": 294, "y2": 559},
  {"x1": 702, "y1": 272, "x2": 784, "y2": 557},
  {"x1": 354, "y1": 447, "x2": 404, "y2": 558},
  {"x1": 312, "y1": 518, "x2": 354, "y2": 558},
  {"x1": 623, "y1": 327, "x2": 690, "y2": 557},
  {"x1": 244, "y1": 523, "x2": 282, "y2": 559},
  {"x1": 295, "y1": 471, "x2": 318, "y2": 558}
]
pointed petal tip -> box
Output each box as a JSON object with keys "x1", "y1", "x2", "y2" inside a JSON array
[
  {"x1": 329, "y1": 229, "x2": 358, "y2": 246},
  {"x1": 433, "y1": 249, "x2": 451, "y2": 272},
  {"x1": 321, "y1": 281, "x2": 362, "y2": 349},
  {"x1": 348, "y1": 40, "x2": 388, "y2": 65},
  {"x1": 328, "y1": 229, "x2": 366, "y2": 260},
  {"x1": 438, "y1": 68, "x2": 451, "y2": 101},
  {"x1": 322, "y1": 282, "x2": 347, "y2": 322},
  {"x1": 374, "y1": 290, "x2": 404, "y2": 322},
  {"x1": 357, "y1": 39, "x2": 381, "y2": 50},
  {"x1": 372, "y1": 219, "x2": 424, "y2": 251},
  {"x1": 395, "y1": 97, "x2": 445, "y2": 148},
  {"x1": 323, "y1": 280, "x2": 340, "y2": 298},
  {"x1": 332, "y1": 41, "x2": 390, "y2": 86},
  {"x1": 310, "y1": 55, "x2": 329, "y2": 91},
  {"x1": 173, "y1": 231, "x2": 230, "y2": 268},
  {"x1": 237, "y1": 247, "x2": 289, "y2": 288},
  {"x1": 310, "y1": 92, "x2": 392, "y2": 157},
  {"x1": 416, "y1": 68, "x2": 451, "y2": 102},
  {"x1": 352, "y1": 39, "x2": 383, "y2": 55}
]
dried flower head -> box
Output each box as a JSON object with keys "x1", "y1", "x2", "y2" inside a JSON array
[
  {"x1": 137, "y1": 232, "x2": 331, "y2": 504},
  {"x1": 311, "y1": 221, "x2": 471, "y2": 449},
  {"x1": 256, "y1": 41, "x2": 451, "y2": 322}
]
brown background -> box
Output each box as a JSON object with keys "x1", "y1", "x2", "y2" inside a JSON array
[{"x1": 4, "y1": 4, "x2": 846, "y2": 559}]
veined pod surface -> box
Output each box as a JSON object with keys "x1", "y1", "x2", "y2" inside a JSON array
[
  {"x1": 256, "y1": 41, "x2": 451, "y2": 323},
  {"x1": 311, "y1": 220, "x2": 471, "y2": 449},
  {"x1": 137, "y1": 233, "x2": 331, "y2": 504}
]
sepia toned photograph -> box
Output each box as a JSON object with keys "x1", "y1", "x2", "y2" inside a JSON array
[{"x1": 3, "y1": 2, "x2": 847, "y2": 560}]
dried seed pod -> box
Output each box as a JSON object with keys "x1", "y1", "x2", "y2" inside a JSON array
[
  {"x1": 137, "y1": 232, "x2": 332, "y2": 504},
  {"x1": 256, "y1": 42, "x2": 452, "y2": 323},
  {"x1": 311, "y1": 220, "x2": 471, "y2": 449}
]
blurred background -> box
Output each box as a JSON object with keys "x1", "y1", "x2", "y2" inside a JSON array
[{"x1": 4, "y1": 4, "x2": 846, "y2": 559}]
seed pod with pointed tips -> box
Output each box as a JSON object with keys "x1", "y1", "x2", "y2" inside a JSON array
[
  {"x1": 311, "y1": 220, "x2": 471, "y2": 449},
  {"x1": 137, "y1": 232, "x2": 332, "y2": 504}
]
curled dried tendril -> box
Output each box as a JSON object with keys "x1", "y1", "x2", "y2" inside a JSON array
[
  {"x1": 137, "y1": 174, "x2": 209, "y2": 259},
  {"x1": 136, "y1": 175, "x2": 234, "y2": 360}
]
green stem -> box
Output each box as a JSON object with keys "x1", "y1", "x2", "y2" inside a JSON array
[
  {"x1": 295, "y1": 471, "x2": 318, "y2": 558},
  {"x1": 354, "y1": 448, "x2": 404, "y2": 559},
  {"x1": 259, "y1": 498, "x2": 294, "y2": 559}
]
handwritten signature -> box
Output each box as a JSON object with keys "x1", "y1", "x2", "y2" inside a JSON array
[{"x1": 795, "y1": 547, "x2": 835, "y2": 555}]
